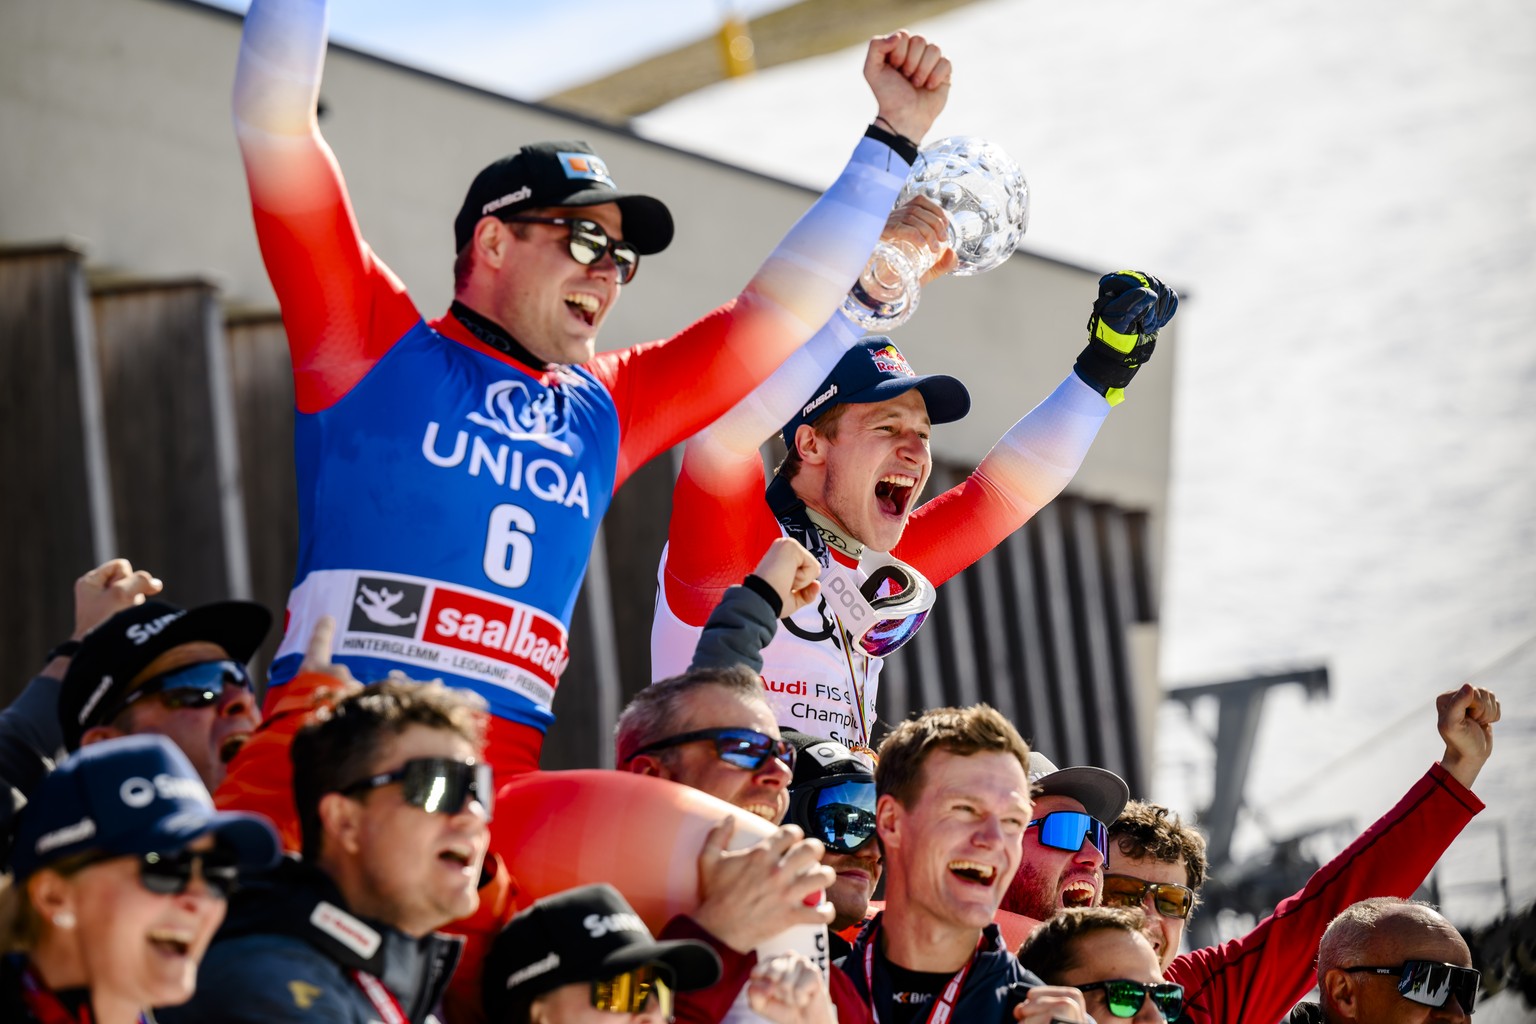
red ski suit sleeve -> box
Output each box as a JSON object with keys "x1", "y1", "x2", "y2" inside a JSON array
[{"x1": 1166, "y1": 763, "x2": 1483, "y2": 1024}]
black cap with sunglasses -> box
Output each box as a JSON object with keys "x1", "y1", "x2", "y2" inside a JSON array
[
  {"x1": 783, "y1": 731, "x2": 878, "y2": 854},
  {"x1": 453, "y1": 140, "x2": 673, "y2": 256},
  {"x1": 483, "y1": 883, "x2": 721, "y2": 1023},
  {"x1": 10, "y1": 733, "x2": 280, "y2": 888},
  {"x1": 58, "y1": 599, "x2": 270, "y2": 751}
]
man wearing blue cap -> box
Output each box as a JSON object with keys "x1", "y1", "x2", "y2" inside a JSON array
[{"x1": 652, "y1": 266, "x2": 1178, "y2": 749}]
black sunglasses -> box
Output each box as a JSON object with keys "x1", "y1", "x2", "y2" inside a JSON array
[
  {"x1": 1102, "y1": 874, "x2": 1196, "y2": 920},
  {"x1": 1345, "y1": 961, "x2": 1480, "y2": 1013},
  {"x1": 502, "y1": 215, "x2": 639, "y2": 284},
  {"x1": 340, "y1": 757, "x2": 494, "y2": 820},
  {"x1": 627, "y1": 727, "x2": 796, "y2": 773},
  {"x1": 110, "y1": 660, "x2": 254, "y2": 721},
  {"x1": 80, "y1": 847, "x2": 242, "y2": 900},
  {"x1": 1077, "y1": 980, "x2": 1185, "y2": 1021},
  {"x1": 787, "y1": 775, "x2": 877, "y2": 854},
  {"x1": 139, "y1": 848, "x2": 242, "y2": 900}
]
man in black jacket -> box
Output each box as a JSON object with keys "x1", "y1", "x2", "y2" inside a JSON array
[
  {"x1": 161, "y1": 678, "x2": 493, "y2": 1023},
  {"x1": 845, "y1": 704, "x2": 1090, "y2": 1023}
]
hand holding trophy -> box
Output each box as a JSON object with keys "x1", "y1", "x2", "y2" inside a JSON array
[{"x1": 844, "y1": 136, "x2": 1030, "y2": 329}]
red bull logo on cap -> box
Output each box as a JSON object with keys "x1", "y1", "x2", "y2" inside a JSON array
[
  {"x1": 558, "y1": 151, "x2": 615, "y2": 187},
  {"x1": 870, "y1": 345, "x2": 915, "y2": 377}
]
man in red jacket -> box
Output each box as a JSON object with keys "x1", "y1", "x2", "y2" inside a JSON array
[{"x1": 1025, "y1": 684, "x2": 1500, "y2": 1024}]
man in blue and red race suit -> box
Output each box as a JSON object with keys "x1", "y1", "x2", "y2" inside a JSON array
[{"x1": 232, "y1": 0, "x2": 954, "y2": 778}]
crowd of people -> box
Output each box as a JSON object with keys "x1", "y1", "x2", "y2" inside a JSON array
[{"x1": 0, "y1": 0, "x2": 1506, "y2": 1022}]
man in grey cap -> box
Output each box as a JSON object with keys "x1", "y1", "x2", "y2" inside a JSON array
[{"x1": 1000, "y1": 752, "x2": 1130, "y2": 921}]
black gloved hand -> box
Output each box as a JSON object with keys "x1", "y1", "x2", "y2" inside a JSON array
[{"x1": 1074, "y1": 270, "x2": 1179, "y2": 406}]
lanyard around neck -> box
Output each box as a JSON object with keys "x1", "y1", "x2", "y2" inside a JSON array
[
  {"x1": 351, "y1": 970, "x2": 409, "y2": 1024},
  {"x1": 861, "y1": 919, "x2": 984, "y2": 1024}
]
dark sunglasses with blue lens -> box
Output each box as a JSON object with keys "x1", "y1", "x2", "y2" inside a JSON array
[
  {"x1": 626, "y1": 727, "x2": 796, "y2": 773},
  {"x1": 787, "y1": 774, "x2": 877, "y2": 853},
  {"x1": 1027, "y1": 810, "x2": 1110, "y2": 860},
  {"x1": 111, "y1": 659, "x2": 254, "y2": 721}
]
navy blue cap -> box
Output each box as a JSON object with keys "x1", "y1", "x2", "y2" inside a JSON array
[
  {"x1": 59, "y1": 599, "x2": 271, "y2": 751},
  {"x1": 10, "y1": 734, "x2": 281, "y2": 880},
  {"x1": 780, "y1": 337, "x2": 971, "y2": 449},
  {"x1": 454, "y1": 140, "x2": 673, "y2": 255}
]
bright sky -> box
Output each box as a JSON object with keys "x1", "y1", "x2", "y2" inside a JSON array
[{"x1": 201, "y1": 0, "x2": 798, "y2": 98}]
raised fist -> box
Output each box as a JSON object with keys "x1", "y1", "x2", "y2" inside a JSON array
[{"x1": 1074, "y1": 270, "x2": 1179, "y2": 406}]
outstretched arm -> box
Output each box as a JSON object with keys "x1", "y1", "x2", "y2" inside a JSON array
[
  {"x1": 1167, "y1": 687, "x2": 1497, "y2": 1024},
  {"x1": 896, "y1": 272, "x2": 1178, "y2": 584},
  {"x1": 233, "y1": 0, "x2": 419, "y2": 412},
  {"x1": 600, "y1": 33, "x2": 953, "y2": 487},
  {"x1": 689, "y1": 539, "x2": 821, "y2": 674},
  {"x1": 661, "y1": 200, "x2": 953, "y2": 621}
]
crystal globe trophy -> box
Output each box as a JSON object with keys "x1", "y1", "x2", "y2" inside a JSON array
[{"x1": 843, "y1": 135, "x2": 1029, "y2": 330}]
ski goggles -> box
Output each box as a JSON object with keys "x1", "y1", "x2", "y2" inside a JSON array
[
  {"x1": 787, "y1": 775, "x2": 878, "y2": 854},
  {"x1": 1027, "y1": 811, "x2": 1109, "y2": 860},
  {"x1": 592, "y1": 965, "x2": 673, "y2": 1017},
  {"x1": 1102, "y1": 874, "x2": 1196, "y2": 919},
  {"x1": 115, "y1": 659, "x2": 254, "y2": 717},
  {"x1": 341, "y1": 757, "x2": 495, "y2": 819},
  {"x1": 1076, "y1": 980, "x2": 1185, "y2": 1021},
  {"x1": 502, "y1": 215, "x2": 640, "y2": 284},
  {"x1": 822, "y1": 554, "x2": 936, "y2": 658},
  {"x1": 628, "y1": 727, "x2": 797, "y2": 773},
  {"x1": 1344, "y1": 961, "x2": 1480, "y2": 1013}
]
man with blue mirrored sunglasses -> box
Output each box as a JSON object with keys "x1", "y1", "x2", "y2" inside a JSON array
[
  {"x1": 59, "y1": 597, "x2": 270, "y2": 791},
  {"x1": 1003, "y1": 752, "x2": 1130, "y2": 922}
]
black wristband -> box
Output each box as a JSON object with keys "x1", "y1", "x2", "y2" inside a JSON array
[
  {"x1": 864, "y1": 123, "x2": 920, "y2": 167},
  {"x1": 45, "y1": 639, "x2": 82, "y2": 664},
  {"x1": 1074, "y1": 332, "x2": 1157, "y2": 394},
  {"x1": 742, "y1": 574, "x2": 785, "y2": 619}
]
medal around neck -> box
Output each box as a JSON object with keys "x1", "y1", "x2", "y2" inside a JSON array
[{"x1": 843, "y1": 136, "x2": 1029, "y2": 330}]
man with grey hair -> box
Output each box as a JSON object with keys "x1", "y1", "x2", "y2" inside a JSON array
[
  {"x1": 613, "y1": 538, "x2": 876, "y2": 1022},
  {"x1": 1285, "y1": 897, "x2": 1478, "y2": 1023}
]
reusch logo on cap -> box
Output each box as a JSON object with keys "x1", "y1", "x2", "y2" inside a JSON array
[
  {"x1": 802, "y1": 383, "x2": 839, "y2": 418},
  {"x1": 558, "y1": 151, "x2": 615, "y2": 187},
  {"x1": 483, "y1": 185, "x2": 532, "y2": 216}
]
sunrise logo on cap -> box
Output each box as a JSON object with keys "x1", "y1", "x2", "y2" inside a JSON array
[
  {"x1": 870, "y1": 345, "x2": 915, "y2": 377},
  {"x1": 558, "y1": 152, "x2": 616, "y2": 187}
]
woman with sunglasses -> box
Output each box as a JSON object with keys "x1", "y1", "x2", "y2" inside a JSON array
[{"x1": 0, "y1": 734, "x2": 280, "y2": 1024}]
